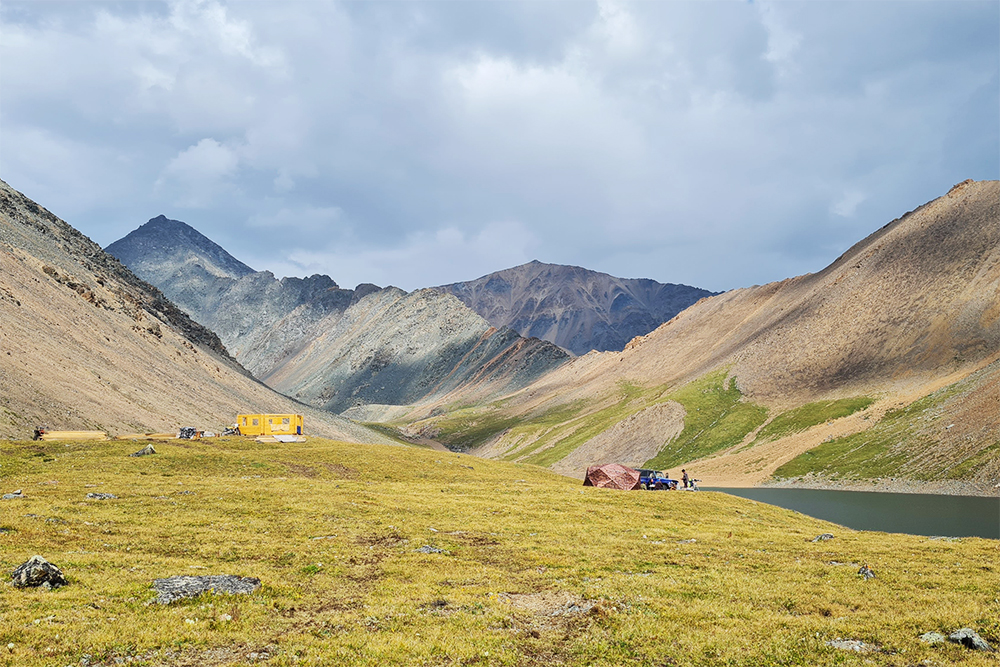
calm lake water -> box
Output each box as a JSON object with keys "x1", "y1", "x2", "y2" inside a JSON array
[{"x1": 709, "y1": 487, "x2": 999, "y2": 539}]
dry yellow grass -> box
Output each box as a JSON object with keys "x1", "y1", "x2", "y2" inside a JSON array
[{"x1": 0, "y1": 437, "x2": 996, "y2": 666}]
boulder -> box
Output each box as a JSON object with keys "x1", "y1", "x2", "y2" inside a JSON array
[
  {"x1": 11, "y1": 555, "x2": 67, "y2": 588},
  {"x1": 857, "y1": 564, "x2": 875, "y2": 580},
  {"x1": 949, "y1": 628, "x2": 995, "y2": 652},
  {"x1": 811, "y1": 533, "x2": 834, "y2": 542},
  {"x1": 152, "y1": 574, "x2": 261, "y2": 604},
  {"x1": 130, "y1": 444, "x2": 156, "y2": 457},
  {"x1": 919, "y1": 632, "x2": 946, "y2": 644}
]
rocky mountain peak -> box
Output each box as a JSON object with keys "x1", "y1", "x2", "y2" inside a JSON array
[
  {"x1": 435, "y1": 261, "x2": 717, "y2": 355},
  {"x1": 107, "y1": 215, "x2": 255, "y2": 282}
]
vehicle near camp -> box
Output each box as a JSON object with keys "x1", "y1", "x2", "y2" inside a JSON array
[
  {"x1": 637, "y1": 469, "x2": 678, "y2": 490},
  {"x1": 236, "y1": 413, "x2": 304, "y2": 437}
]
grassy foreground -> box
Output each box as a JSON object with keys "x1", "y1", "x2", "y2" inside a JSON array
[{"x1": 0, "y1": 438, "x2": 997, "y2": 667}]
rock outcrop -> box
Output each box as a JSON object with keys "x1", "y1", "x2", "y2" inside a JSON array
[
  {"x1": 152, "y1": 574, "x2": 261, "y2": 604},
  {"x1": 12, "y1": 555, "x2": 67, "y2": 588}
]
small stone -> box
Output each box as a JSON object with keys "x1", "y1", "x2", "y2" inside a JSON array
[
  {"x1": 811, "y1": 533, "x2": 834, "y2": 542},
  {"x1": 11, "y1": 555, "x2": 68, "y2": 588},
  {"x1": 415, "y1": 545, "x2": 444, "y2": 554},
  {"x1": 826, "y1": 638, "x2": 879, "y2": 653},
  {"x1": 948, "y1": 628, "x2": 995, "y2": 652},
  {"x1": 2, "y1": 489, "x2": 23, "y2": 500},
  {"x1": 919, "y1": 631, "x2": 946, "y2": 644},
  {"x1": 129, "y1": 445, "x2": 156, "y2": 457},
  {"x1": 857, "y1": 564, "x2": 875, "y2": 580},
  {"x1": 86, "y1": 493, "x2": 118, "y2": 500}
]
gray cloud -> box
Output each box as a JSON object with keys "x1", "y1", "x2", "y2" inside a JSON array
[{"x1": 1, "y1": 0, "x2": 996, "y2": 292}]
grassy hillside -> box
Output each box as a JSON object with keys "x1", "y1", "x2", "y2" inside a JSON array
[
  {"x1": 1, "y1": 437, "x2": 996, "y2": 666},
  {"x1": 773, "y1": 365, "x2": 999, "y2": 484}
]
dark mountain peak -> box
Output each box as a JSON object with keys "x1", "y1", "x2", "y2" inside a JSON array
[
  {"x1": 435, "y1": 262, "x2": 717, "y2": 355},
  {"x1": 106, "y1": 216, "x2": 255, "y2": 280}
]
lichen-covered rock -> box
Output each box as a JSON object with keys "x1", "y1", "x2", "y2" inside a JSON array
[
  {"x1": 949, "y1": 628, "x2": 995, "y2": 652},
  {"x1": 152, "y1": 575, "x2": 261, "y2": 604},
  {"x1": 811, "y1": 533, "x2": 834, "y2": 542},
  {"x1": 86, "y1": 492, "x2": 117, "y2": 500},
  {"x1": 919, "y1": 631, "x2": 946, "y2": 644},
  {"x1": 11, "y1": 555, "x2": 67, "y2": 588},
  {"x1": 857, "y1": 564, "x2": 875, "y2": 580}
]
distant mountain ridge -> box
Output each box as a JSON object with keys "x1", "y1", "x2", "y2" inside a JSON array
[
  {"x1": 435, "y1": 261, "x2": 716, "y2": 354},
  {"x1": 106, "y1": 218, "x2": 569, "y2": 413}
]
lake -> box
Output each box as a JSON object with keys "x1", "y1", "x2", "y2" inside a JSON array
[{"x1": 709, "y1": 487, "x2": 999, "y2": 539}]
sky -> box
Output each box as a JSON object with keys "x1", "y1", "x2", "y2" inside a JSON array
[{"x1": 1, "y1": 1, "x2": 997, "y2": 293}]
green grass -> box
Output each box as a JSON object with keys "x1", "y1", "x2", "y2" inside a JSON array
[
  {"x1": 753, "y1": 397, "x2": 875, "y2": 445},
  {"x1": 772, "y1": 389, "x2": 957, "y2": 481},
  {"x1": 644, "y1": 370, "x2": 769, "y2": 470},
  {"x1": 0, "y1": 437, "x2": 996, "y2": 666},
  {"x1": 425, "y1": 407, "x2": 524, "y2": 451}
]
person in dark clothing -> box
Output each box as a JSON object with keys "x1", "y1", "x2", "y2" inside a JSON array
[{"x1": 682, "y1": 469, "x2": 689, "y2": 489}]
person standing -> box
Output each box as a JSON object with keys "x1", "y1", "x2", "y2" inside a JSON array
[{"x1": 682, "y1": 469, "x2": 690, "y2": 489}]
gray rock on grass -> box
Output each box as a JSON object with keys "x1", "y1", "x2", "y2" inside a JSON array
[
  {"x1": 415, "y1": 545, "x2": 444, "y2": 554},
  {"x1": 949, "y1": 628, "x2": 995, "y2": 652},
  {"x1": 857, "y1": 564, "x2": 875, "y2": 580},
  {"x1": 86, "y1": 492, "x2": 118, "y2": 500},
  {"x1": 2, "y1": 489, "x2": 24, "y2": 500},
  {"x1": 919, "y1": 631, "x2": 947, "y2": 644},
  {"x1": 811, "y1": 533, "x2": 834, "y2": 542},
  {"x1": 152, "y1": 575, "x2": 261, "y2": 604},
  {"x1": 11, "y1": 555, "x2": 68, "y2": 589},
  {"x1": 130, "y1": 444, "x2": 156, "y2": 457},
  {"x1": 826, "y1": 638, "x2": 879, "y2": 653}
]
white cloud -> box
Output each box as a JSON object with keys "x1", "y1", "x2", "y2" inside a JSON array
[
  {"x1": 260, "y1": 221, "x2": 540, "y2": 291},
  {"x1": 1, "y1": 1, "x2": 996, "y2": 292},
  {"x1": 831, "y1": 189, "x2": 867, "y2": 218},
  {"x1": 155, "y1": 138, "x2": 240, "y2": 207}
]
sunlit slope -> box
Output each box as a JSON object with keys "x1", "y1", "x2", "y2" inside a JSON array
[
  {"x1": 399, "y1": 181, "x2": 999, "y2": 489},
  {"x1": 0, "y1": 437, "x2": 996, "y2": 666},
  {"x1": 0, "y1": 180, "x2": 390, "y2": 443}
]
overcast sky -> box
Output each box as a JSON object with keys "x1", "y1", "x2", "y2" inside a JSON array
[{"x1": 1, "y1": 1, "x2": 997, "y2": 292}]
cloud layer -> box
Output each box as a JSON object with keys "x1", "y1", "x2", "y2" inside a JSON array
[{"x1": 2, "y1": 0, "x2": 997, "y2": 291}]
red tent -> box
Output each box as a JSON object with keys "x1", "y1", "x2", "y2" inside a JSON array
[{"x1": 583, "y1": 464, "x2": 641, "y2": 490}]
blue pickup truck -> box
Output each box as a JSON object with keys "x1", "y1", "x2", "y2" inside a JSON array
[{"x1": 637, "y1": 469, "x2": 678, "y2": 490}]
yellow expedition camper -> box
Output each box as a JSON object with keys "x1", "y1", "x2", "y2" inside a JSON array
[{"x1": 236, "y1": 414, "x2": 304, "y2": 437}]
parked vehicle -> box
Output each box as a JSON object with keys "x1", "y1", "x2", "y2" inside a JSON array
[{"x1": 637, "y1": 469, "x2": 678, "y2": 490}]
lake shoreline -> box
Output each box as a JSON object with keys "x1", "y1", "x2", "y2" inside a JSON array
[{"x1": 742, "y1": 473, "x2": 998, "y2": 498}]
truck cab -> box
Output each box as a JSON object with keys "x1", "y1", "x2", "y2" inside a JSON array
[{"x1": 637, "y1": 469, "x2": 678, "y2": 490}]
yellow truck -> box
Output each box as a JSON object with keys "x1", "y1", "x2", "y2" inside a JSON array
[{"x1": 236, "y1": 414, "x2": 303, "y2": 437}]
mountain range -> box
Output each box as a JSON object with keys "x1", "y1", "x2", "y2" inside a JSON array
[
  {"x1": 4, "y1": 177, "x2": 998, "y2": 495},
  {"x1": 106, "y1": 218, "x2": 573, "y2": 413}
]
